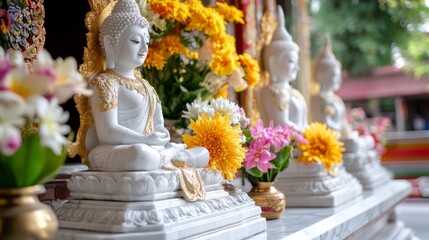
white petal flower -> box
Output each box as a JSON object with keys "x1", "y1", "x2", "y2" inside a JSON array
[
  {"x1": 0, "y1": 127, "x2": 22, "y2": 156},
  {"x1": 35, "y1": 97, "x2": 70, "y2": 155},
  {"x1": 210, "y1": 98, "x2": 241, "y2": 125},
  {"x1": 0, "y1": 92, "x2": 26, "y2": 155},
  {"x1": 182, "y1": 98, "x2": 214, "y2": 120},
  {"x1": 51, "y1": 57, "x2": 91, "y2": 103},
  {"x1": 0, "y1": 91, "x2": 26, "y2": 125}
]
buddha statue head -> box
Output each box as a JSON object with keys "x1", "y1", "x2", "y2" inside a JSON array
[
  {"x1": 263, "y1": 5, "x2": 300, "y2": 84},
  {"x1": 313, "y1": 34, "x2": 342, "y2": 93},
  {"x1": 99, "y1": 0, "x2": 150, "y2": 69}
]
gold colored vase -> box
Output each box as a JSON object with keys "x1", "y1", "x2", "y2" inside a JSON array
[
  {"x1": 0, "y1": 185, "x2": 58, "y2": 239},
  {"x1": 248, "y1": 181, "x2": 286, "y2": 220}
]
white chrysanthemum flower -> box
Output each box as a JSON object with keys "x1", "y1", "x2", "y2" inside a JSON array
[
  {"x1": 0, "y1": 92, "x2": 26, "y2": 155},
  {"x1": 182, "y1": 98, "x2": 214, "y2": 120},
  {"x1": 210, "y1": 98, "x2": 241, "y2": 125},
  {"x1": 34, "y1": 97, "x2": 70, "y2": 155}
]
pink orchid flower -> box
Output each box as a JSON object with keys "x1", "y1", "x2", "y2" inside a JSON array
[{"x1": 244, "y1": 138, "x2": 276, "y2": 173}]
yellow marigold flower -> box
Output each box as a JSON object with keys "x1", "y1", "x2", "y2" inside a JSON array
[
  {"x1": 149, "y1": 0, "x2": 179, "y2": 21},
  {"x1": 214, "y1": 2, "x2": 245, "y2": 24},
  {"x1": 158, "y1": 34, "x2": 190, "y2": 59},
  {"x1": 214, "y1": 84, "x2": 229, "y2": 99},
  {"x1": 203, "y1": 8, "x2": 226, "y2": 37},
  {"x1": 210, "y1": 48, "x2": 239, "y2": 76},
  {"x1": 238, "y1": 53, "x2": 261, "y2": 88},
  {"x1": 185, "y1": 1, "x2": 206, "y2": 32},
  {"x1": 189, "y1": 52, "x2": 199, "y2": 60},
  {"x1": 212, "y1": 34, "x2": 236, "y2": 53},
  {"x1": 143, "y1": 48, "x2": 165, "y2": 70},
  {"x1": 183, "y1": 113, "x2": 246, "y2": 180},
  {"x1": 176, "y1": 3, "x2": 189, "y2": 23},
  {"x1": 297, "y1": 122, "x2": 345, "y2": 175}
]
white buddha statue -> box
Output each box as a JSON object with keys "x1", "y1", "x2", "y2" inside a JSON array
[
  {"x1": 311, "y1": 35, "x2": 374, "y2": 152},
  {"x1": 257, "y1": 6, "x2": 307, "y2": 132},
  {"x1": 80, "y1": 0, "x2": 209, "y2": 171}
]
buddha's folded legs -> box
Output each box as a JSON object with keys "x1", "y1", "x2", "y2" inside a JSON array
[
  {"x1": 88, "y1": 143, "x2": 186, "y2": 171},
  {"x1": 87, "y1": 143, "x2": 210, "y2": 171}
]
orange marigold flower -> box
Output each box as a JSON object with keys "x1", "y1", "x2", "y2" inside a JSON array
[
  {"x1": 214, "y1": 2, "x2": 245, "y2": 24},
  {"x1": 143, "y1": 48, "x2": 165, "y2": 70},
  {"x1": 149, "y1": 0, "x2": 179, "y2": 20},
  {"x1": 238, "y1": 53, "x2": 261, "y2": 88},
  {"x1": 210, "y1": 48, "x2": 239, "y2": 76},
  {"x1": 183, "y1": 113, "x2": 246, "y2": 180}
]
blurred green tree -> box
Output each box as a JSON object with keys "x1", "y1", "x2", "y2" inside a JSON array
[{"x1": 309, "y1": 0, "x2": 429, "y2": 77}]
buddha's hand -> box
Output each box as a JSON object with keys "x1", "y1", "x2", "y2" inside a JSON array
[{"x1": 145, "y1": 132, "x2": 169, "y2": 146}]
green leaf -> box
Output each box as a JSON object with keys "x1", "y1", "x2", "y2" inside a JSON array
[
  {"x1": 242, "y1": 129, "x2": 253, "y2": 144},
  {"x1": 37, "y1": 146, "x2": 67, "y2": 184},
  {"x1": 246, "y1": 167, "x2": 263, "y2": 178},
  {"x1": 0, "y1": 156, "x2": 17, "y2": 188},
  {"x1": 21, "y1": 133, "x2": 46, "y2": 186}
]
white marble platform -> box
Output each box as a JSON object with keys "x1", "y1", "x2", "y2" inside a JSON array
[
  {"x1": 266, "y1": 180, "x2": 414, "y2": 240},
  {"x1": 55, "y1": 170, "x2": 267, "y2": 240},
  {"x1": 275, "y1": 162, "x2": 363, "y2": 207}
]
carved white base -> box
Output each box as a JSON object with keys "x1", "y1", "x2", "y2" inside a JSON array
[
  {"x1": 275, "y1": 161, "x2": 363, "y2": 207},
  {"x1": 343, "y1": 151, "x2": 392, "y2": 190},
  {"x1": 66, "y1": 169, "x2": 224, "y2": 201},
  {"x1": 56, "y1": 170, "x2": 267, "y2": 240}
]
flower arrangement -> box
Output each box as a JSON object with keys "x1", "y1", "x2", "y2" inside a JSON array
[
  {"x1": 297, "y1": 122, "x2": 345, "y2": 175},
  {"x1": 0, "y1": 47, "x2": 90, "y2": 188},
  {"x1": 181, "y1": 98, "x2": 249, "y2": 180},
  {"x1": 347, "y1": 107, "x2": 391, "y2": 153},
  {"x1": 137, "y1": 0, "x2": 260, "y2": 121},
  {"x1": 241, "y1": 119, "x2": 306, "y2": 182}
]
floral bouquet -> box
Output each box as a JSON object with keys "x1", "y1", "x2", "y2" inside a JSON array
[
  {"x1": 347, "y1": 107, "x2": 391, "y2": 154},
  {"x1": 241, "y1": 119, "x2": 306, "y2": 183},
  {"x1": 137, "y1": 0, "x2": 260, "y2": 121},
  {"x1": 181, "y1": 97, "x2": 249, "y2": 180},
  {"x1": 0, "y1": 47, "x2": 90, "y2": 188}
]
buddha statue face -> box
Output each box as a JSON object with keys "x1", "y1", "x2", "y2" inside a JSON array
[
  {"x1": 317, "y1": 60, "x2": 342, "y2": 92},
  {"x1": 314, "y1": 35, "x2": 342, "y2": 93},
  {"x1": 263, "y1": 5, "x2": 300, "y2": 84},
  {"x1": 112, "y1": 25, "x2": 149, "y2": 69},
  {"x1": 99, "y1": 0, "x2": 150, "y2": 70}
]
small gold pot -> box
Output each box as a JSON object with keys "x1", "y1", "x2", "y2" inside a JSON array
[
  {"x1": 0, "y1": 185, "x2": 58, "y2": 239},
  {"x1": 248, "y1": 181, "x2": 286, "y2": 220}
]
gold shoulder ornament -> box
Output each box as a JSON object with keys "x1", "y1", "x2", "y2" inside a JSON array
[{"x1": 68, "y1": 0, "x2": 117, "y2": 166}]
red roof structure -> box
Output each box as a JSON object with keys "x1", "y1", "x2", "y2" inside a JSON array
[{"x1": 337, "y1": 66, "x2": 429, "y2": 101}]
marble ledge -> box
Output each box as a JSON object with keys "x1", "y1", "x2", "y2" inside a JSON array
[{"x1": 266, "y1": 180, "x2": 412, "y2": 240}]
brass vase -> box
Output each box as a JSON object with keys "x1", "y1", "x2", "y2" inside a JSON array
[
  {"x1": 248, "y1": 181, "x2": 286, "y2": 220},
  {"x1": 0, "y1": 185, "x2": 58, "y2": 239}
]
